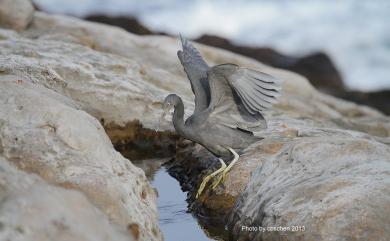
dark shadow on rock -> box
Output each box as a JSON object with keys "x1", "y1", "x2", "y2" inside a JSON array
[
  {"x1": 84, "y1": 15, "x2": 165, "y2": 35},
  {"x1": 164, "y1": 141, "x2": 230, "y2": 241},
  {"x1": 339, "y1": 90, "x2": 390, "y2": 115}
]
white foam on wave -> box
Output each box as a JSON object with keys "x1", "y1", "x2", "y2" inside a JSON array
[{"x1": 34, "y1": 0, "x2": 390, "y2": 91}]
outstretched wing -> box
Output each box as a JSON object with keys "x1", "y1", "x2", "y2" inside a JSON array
[
  {"x1": 177, "y1": 36, "x2": 210, "y2": 113},
  {"x1": 206, "y1": 64, "x2": 281, "y2": 132}
]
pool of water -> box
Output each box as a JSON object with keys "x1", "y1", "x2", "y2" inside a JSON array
[
  {"x1": 130, "y1": 157, "x2": 219, "y2": 241},
  {"x1": 152, "y1": 167, "x2": 217, "y2": 241}
]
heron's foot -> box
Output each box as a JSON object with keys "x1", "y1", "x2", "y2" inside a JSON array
[
  {"x1": 196, "y1": 158, "x2": 226, "y2": 199},
  {"x1": 196, "y1": 174, "x2": 213, "y2": 199},
  {"x1": 211, "y1": 147, "x2": 240, "y2": 190},
  {"x1": 210, "y1": 169, "x2": 228, "y2": 190}
]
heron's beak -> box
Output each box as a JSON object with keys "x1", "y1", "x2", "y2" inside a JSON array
[{"x1": 156, "y1": 103, "x2": 173, "y2": 132}]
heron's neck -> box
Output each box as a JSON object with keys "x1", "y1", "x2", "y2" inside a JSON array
[{"x1": 172, "y1": 97, "x2": 187, "y2": 136}]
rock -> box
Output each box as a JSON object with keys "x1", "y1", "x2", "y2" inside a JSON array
[
  {"x1": 85, "y1": 15, "x2": 155, "y2": 35},
  {"x1": 77, "y1": 15, "x2": 390, "y2": 115},
  {"x1": 0, "y1": 156, "x2": 133, "y2": 241},
  {"x1": 167, "y1": 85, "x2": 390, "y2": 240},
  {"x1": 169, "y1": 102, "x2": 390, "y2": 241},
  {"x1": 0, "y1": 75, "x2": 162, "y2": 241},
  {"x1": 16, "y1": 12, "x2": 196, "y2": 131},
  {"x1": 228, "y1": 134, "x2": 390, "y2": 241},
  {"x1": 0, "y1": 0, "x2": 34, "y2": 31},
  {"x1": 78, "y1": 16, "x2": 346, "y2": 95},
  {"x1": 196, "y1": 34, "x2": 345, "y2": 95},
  {"x1": 193, "y1": 35, "x2": 390, "y2": 116},
  {"x1": 339, "y1": 90, "x2": 390, "y2": 115},
  {"x1": 1, "y1": 11, "x2": 390, "y2": 241},
  {"x1": 164, "y1": 34, "x2": 390, "y2": 240}
]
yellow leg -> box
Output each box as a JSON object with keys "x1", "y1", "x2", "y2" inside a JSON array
[
  {"x1": 196, "y1": 158, "x2": 226, "y2": 198},
  {"x1": 210, "y1": 147, "x2": 239, "y2": 190}
]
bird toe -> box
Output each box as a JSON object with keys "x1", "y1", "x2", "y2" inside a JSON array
[
  {"x1": 210, "y1": 173, "x2": 224, "y2": 190},
  {"x1": 196, "y1": 175, "x2": 212, "y2": 198}
]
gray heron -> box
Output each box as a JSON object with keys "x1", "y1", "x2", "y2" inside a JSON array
[{"x1": 160, "y1": 36, "x2": 281, "y2": 198}]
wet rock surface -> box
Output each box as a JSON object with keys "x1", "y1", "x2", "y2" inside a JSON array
[{"x1": 104, "y1": 120, "x2": 179, "y2": 161}]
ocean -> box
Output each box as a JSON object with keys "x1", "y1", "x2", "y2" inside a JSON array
[{"x1": 34, "y1": 0, "x2": 390, "y2": 91}]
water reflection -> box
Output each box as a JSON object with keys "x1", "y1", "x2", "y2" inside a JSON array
[
  {"x1": 152, "y1": 167, "x2": 217, "y2": 241},
  {"x1": 130, "y1": 156, "x2": 224, "y2": 241},
  {"x1": 159, "y1": 203, "x2": 192, "y2": 225}
]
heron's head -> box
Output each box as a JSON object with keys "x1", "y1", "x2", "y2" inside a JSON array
[
  {"x1": 163, "y1": 94, "x2": 180, "y2": 111},
  {"x1": 156, "y1": 94, "x2": 180, "y2": 131}
]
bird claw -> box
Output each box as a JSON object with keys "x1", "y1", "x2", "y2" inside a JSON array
[
  {"x1": 210, "y1": 172, "x2": 226, "y2": 190},
  {"x1": 196, "y1": 175, "x2": 212, "y2": 199},
  {"x1": 195, "y1": 158, "x2": 226, "y2": 199}
]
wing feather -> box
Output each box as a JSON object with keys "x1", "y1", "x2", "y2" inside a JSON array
[
  {"x1": 240, "y1": 82, "x2": 272, "y2": 109},
  {"x1": 246, "y1": 85, "x2": 278, "y2": 107},
  {"x1": 177, "y1": 36, "x2": 210, "y2": 113},
  {"x1": 229, "y1": 67, "x2": 281, "y2": 113},
  {"x1": 205, "y1": 64, "x2": 282, "y2": 132},
  {"x1": 248, "y1": 79, "x2": 281, "y2": 99},
  {"x1": 234, "y1": 86, "x2": 258, "y2": 114}
]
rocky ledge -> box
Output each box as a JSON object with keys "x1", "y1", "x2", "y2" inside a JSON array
[
  {"x1": 1, "y1": 1, "x2": 390, "y2": 241},
  {"x1": 84, "y1": 15, "x2": 390, "y2": 115},
  {"x1": 166, "y1": 58, "x2": 390, "y2": 241}
]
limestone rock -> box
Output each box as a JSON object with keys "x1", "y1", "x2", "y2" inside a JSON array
[
  {"x1": 17, "y1": 12, "x2": 194, "y2": 130},
  {"x1": 1, "y1": 11, "x2": 383, "y2": 134},
  {"x1": 229, "y1": 132, "x2": 390, "y2": 241},
  {"x1": 169, "y1": 100, "x2": 390, "y2": 241},
  {"x1": 1, "y1": 11, "x2": 389, "y2": 241},
  {"x1": 0, "y1": 76, "x2": 162, "y2": 241},
  {"x1": 0, "y1": 156, "x2": 133, "y2": 241},
  {"x1": 0, "y1": 0, "x2": 34, "y2": 31},
  {"x1": 168, "y1": 88, "x2": 390, "y2": 240}
]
